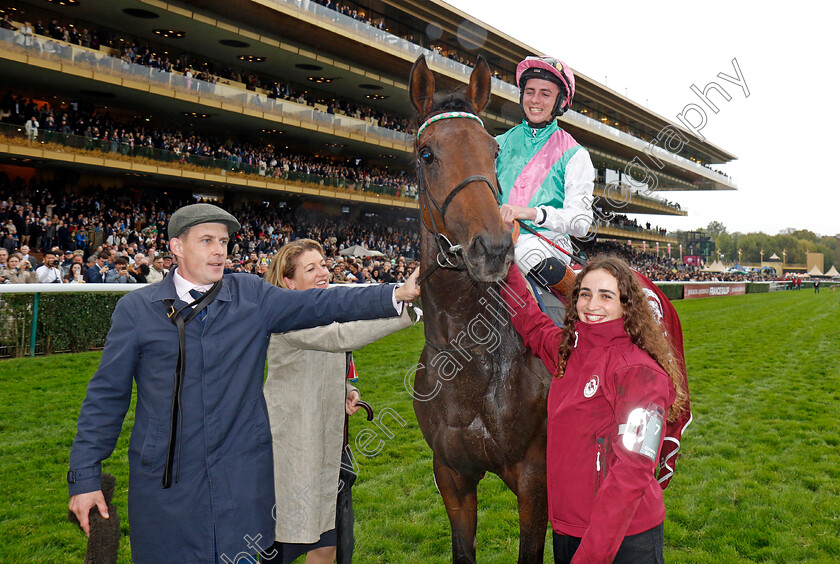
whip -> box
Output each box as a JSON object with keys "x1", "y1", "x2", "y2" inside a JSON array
[{"x1": 515, "y1": 220, "x2": 589, "y2": 267}]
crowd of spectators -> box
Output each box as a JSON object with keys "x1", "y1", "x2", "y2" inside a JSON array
[
  {"x1": 116, "y1": 41, "x2": 412, "y2": 133},
  {"x1": 4, "y1": 11, "x2": 710, "y2": 221},
  {"x1": 0, "y1": 91, "x2": 418, "y2": 197},
  {"x1": 310, "y1": 0, "x2": 484, "y2": 71},
  {"x1": 16, "y1": 0, "x2": 725, "y2": 154},
  {"x1": 321, "y1": 0, "x2": 387, "y2": 29},
  {"x1": 576, "y1": 240, "x2": 781, "y2": 282},
  {"x1": 592, "y1": 212, "x2": 675, "y2": 237},
  {"x1": 605, "y1": 214, "x2": 641, "y2": 229},
  {"x1": 1, "y1": 173, "x2": 791, "y2": 287},
  {"x1": 6, "y1": 0, "x2": 742, "y2": 168},
  {"x1": 2, "y1": 11, "x2": 413, "y2": 135},
  {"x1": 2, "y1": 15, "x2": 102, "y2": 49},
  {"x1": 0, "y1": 175, "x2": 421, "y2": 285}
]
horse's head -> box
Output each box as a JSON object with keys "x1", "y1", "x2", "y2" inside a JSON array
[{"x1": 410, "y1": 55, "x2": 513, "y2": 283}]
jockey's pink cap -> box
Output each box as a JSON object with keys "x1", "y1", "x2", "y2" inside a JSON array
[{"x1": 515, "y1": 57, "x2": 575, "y2": 113}]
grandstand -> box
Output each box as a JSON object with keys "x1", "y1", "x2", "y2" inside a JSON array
[{"x1": 0, "y1": 0, "x2": 737, "y2": 256}]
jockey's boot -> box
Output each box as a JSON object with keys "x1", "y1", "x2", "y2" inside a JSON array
[
  {"x1": 548, "y1": 267, "x2": 576, "y2": 306},
  {"x1": 531, "y1": 257, "x2": 575, "y2": 307}
]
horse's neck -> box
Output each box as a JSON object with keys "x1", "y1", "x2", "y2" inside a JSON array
[
  {"x1": 421, "y1": 268, "x2": 519, "y2": 353},
  {"x1": 420, "y1": 231, "x2": 521, "y2": 356}
]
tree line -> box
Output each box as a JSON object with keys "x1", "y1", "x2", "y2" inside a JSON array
[{"x1": 694, "y1": 222, "x2": 838, "y2": 268}]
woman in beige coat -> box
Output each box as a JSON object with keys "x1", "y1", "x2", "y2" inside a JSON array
[
  {"x1": 262, "y1": 239, "x2": 416, "y2": 564},
  {"x1": 1, "y1": 253, "x2": 39, "y2": 283}
]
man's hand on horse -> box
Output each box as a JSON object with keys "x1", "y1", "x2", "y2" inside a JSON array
[
  {"x1": 69, "y1": 490, "x2": 109, "y2": 536},
  {"x1": 346, "y1": 389, "x2": 361, "y2": 416},
  {"x1": 394, "y1": 268, "x2": 421, "y2": 303},
  {"x1": 500, "y1": 204, "x2": 536, "y2": 228}
]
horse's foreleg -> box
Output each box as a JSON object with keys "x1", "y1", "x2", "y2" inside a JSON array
[
  {"x1": 500, "y1": 455, "x2": 548, "y2": 564},
  {"x1": 433, "y1": 455, "x2": 480, "y2": 564}
]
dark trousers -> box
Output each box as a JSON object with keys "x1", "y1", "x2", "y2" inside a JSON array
[
  {"x1": 261, "y1": 529, "x2": 337, "y2": 564},
  {"x1": 552, "y1": 522, "x2": 664, "y2": 564}
]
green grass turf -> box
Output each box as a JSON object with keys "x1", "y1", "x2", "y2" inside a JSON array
[{"x1": 0, "y1": 289, "x2": 838, "y2": 562}]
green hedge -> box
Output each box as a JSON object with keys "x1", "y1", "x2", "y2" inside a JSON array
[
  {"x1": 746, "y1": 283, "x2": 770, "y2": 294},
  {"x1": 0, "y1": 293, "x2": 122, "y2": 357},
  {"x1": 655, "y1": 284, "x2": 683, "y2": 300}
]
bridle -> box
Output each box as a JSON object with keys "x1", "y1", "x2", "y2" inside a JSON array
[{"x1": 414, "y1": 111, "x2": 501, "y2": 284}]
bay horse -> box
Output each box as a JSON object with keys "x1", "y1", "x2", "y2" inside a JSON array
[{"x1": 408, "y1": 55, "x2": 551, "y2": 563}]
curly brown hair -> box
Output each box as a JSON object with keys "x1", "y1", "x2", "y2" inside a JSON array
[
  {"x1": 264, "y1": 239, "x2": 324, "y2": 289},
  {"x1": 555, "y1": 255, "x2": 688, "y2": 421}
]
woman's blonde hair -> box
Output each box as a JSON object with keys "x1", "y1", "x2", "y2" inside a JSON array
[
  {"x1": 556, "y1": 255, "x2": 688, "y2": 421},
  {"x1": 264, "y1": 239, "x2": 324, "y2": 289}
]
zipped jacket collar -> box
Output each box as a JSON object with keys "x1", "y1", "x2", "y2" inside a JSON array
[
  {"x1": 521, "y1": 119, "x2": 559, "y2": 140},
  {"x1": 573, "y1": 318, "x2": 629, "y2": 350}
]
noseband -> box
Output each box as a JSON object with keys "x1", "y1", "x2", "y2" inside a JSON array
[{"x1": 415, "y1": 111, "x2": 501, "y2": 284}]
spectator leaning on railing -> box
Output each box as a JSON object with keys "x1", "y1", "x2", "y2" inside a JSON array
[{"x1": 1, "y1": 252, "x2": 39, "y2": 283}]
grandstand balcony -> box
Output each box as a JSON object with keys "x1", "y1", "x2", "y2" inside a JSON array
[
  {"x1": 0, "y1": 0, "x2": 738, "y2": 230},
  {"x1": 592, "y1": 182, "x2": 687, "y2": 217},
  {"x1": 0, "y1": 0, "x2": 734, "y2": 191},
  {"x1": 165, "y1": 0, "x2": 736, "y2": 189},
  {"x1": 0, "y1": 26, "x2": 413, "y2": 163},
  {"x1": 0, "y1": 121, "x2": 419, "y2": 210},
  {"x1": 566, "y1": 111, "x2": 736, "y2": 192},
  {"x1": 589, "y1": 222, "x2": 678, "y2": 245}
]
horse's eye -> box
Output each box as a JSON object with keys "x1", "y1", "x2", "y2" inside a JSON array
[{"x1": 420, "y1": 147, "x2": 434, "y2": 164}]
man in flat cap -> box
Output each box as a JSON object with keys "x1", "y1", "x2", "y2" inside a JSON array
[{"x1": 68, "y1": 203, "x2": 419, "y2": 563}]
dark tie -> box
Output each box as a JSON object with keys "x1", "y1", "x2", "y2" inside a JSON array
[{"x1": 189, "y1": 289, "x2": 208, "y2": 323}]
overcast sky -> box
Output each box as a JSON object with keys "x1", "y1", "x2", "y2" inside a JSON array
[{"x1": 446, "y1": 0, "x2": 839, "y2": 237}]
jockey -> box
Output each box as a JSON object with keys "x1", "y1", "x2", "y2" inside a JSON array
[{"x1": 496, "y1": 56, "x2": 595, "y2": 297}]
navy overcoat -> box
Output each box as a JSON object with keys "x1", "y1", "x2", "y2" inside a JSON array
[{"x1": 69, "y1": 271, "x2": 397, "y2": 563}]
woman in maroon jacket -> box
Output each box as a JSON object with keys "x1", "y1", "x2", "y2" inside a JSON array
[{"x1": 502, "y1": 255, "x2": 688, "y2": 563}]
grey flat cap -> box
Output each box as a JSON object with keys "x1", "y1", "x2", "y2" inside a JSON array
[{"x1": 168, "y1": 203, "x2": 241, "y2": 239}]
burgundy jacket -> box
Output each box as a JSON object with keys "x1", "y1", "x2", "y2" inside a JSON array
[{"x1": 502, "y1": 266, "x2": 675, "y2": 563}]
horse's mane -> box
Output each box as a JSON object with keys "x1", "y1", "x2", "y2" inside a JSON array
[{"x1": 430, "y1": 91, "x2": 477, "y2": 114}]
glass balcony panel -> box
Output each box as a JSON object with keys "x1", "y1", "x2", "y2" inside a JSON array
[{"x1": 0, "y1": 27, "x2": 413, "y2": 149}]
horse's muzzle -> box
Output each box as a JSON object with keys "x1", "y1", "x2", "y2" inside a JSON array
[{"x1": 465, "y1": 231, "x2": 514, "y2": 283}]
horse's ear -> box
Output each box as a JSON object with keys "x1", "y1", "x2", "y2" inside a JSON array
[
  {"x1": 409, "y1": 55, "x2": 435, "y2": 118},
  {"x1": 465, "y1": 56, "x2": 491, "y2": 114}
]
